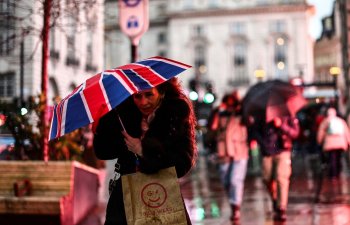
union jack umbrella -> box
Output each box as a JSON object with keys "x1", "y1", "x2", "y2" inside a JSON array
[{"x1": 49, "y1": 56, "x2": 192, "y2": 140}]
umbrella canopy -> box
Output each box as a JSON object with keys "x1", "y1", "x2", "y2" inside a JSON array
[
  {"x1": 242, "y1": 79, "x2": 307, "y2": 124},
  {"x1": 49, "y1": 56, "x2": 191, "y2": 140}
]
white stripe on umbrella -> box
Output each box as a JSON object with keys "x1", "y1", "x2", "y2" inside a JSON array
[
  {"x1": 80, "y1": 89, "x2": 94, "y2": 124},
  {"x1": 60, "y1": 99, "x2": 68, "y2": 136},
  {"x1": 99, "y1": 73, "x2": 112, "y2": 112},
  {"x1": 114, "y1": 70, "x2": 139, "y2": 93},
  {"x1": 143, "y1": 56, "x2": 191, "y2": 69}
]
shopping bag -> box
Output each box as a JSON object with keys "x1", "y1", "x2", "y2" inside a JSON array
[{"x1": 121, "y1": 166, "x2": 187, "y2": 225}]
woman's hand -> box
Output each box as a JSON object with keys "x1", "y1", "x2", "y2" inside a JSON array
[{"x1": 122, "y1": 131, "x2": 143, "y2": 157}]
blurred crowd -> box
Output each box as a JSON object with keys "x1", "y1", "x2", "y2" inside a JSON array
[{"x1": 201, "y1": 87, "x2": 350, "y2": 223}]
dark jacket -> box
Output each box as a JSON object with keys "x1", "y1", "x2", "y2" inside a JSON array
[
  {"x1": 251, "y1": 117, "x2": 299, "y2": 156},
  {"x1": 93, "y1": 96, "x2": 197, "y2": 225}
]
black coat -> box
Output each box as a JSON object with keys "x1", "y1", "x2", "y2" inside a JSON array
[
  {"x1": 250, "y1": 117, "x2": 299, "y2": 156},
  {"x1": 93, "y1": 96, "x2": 197, "y2": 225}
]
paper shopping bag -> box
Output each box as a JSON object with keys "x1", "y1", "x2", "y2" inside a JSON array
[{"x1": 121, "y1": 167, "x2": 187, "y2": 225}]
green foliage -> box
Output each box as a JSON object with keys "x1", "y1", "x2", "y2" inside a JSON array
[{"x1": 0, "y1": 95, "x2": 87, "y2": 161}]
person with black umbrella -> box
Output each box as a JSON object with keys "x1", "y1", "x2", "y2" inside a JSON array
[{"x1": 249, "y1": 115, "x2": 299, "y2": 221}]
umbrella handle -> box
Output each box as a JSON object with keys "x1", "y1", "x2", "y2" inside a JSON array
[{"x1": 118, "y1": 114, "x2": 126, "y2": 131}]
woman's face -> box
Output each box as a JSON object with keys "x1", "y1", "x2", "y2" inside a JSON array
[{"x1": 133, "y1": 88, "x2": 163, "y2": 117}]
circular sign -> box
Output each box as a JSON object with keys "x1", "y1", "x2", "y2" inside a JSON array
[
  {"x1": 123, "y1": 0, "x2": 141, "y2": 7},
  {"x1": 141, "y1": 182, "x2": 167, "y2": 208}
]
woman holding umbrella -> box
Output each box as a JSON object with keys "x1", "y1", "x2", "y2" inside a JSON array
[{"x1": 93, "y1": 77, "x2": 197, "y2": 225}]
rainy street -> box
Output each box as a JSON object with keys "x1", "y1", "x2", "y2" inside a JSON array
[
  {"x1": 2, "y1": 1, "x2": 350, "y2": 225},
  {"x1": 180, "y1": 139, "x2": 350, "y2": 225},
  {"x1": 80, "y1": 139, "x2": 350, "y2": 225}
]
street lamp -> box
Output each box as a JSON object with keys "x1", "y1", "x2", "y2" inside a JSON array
[
  {"x1": 254, "y1": 69, "x2": 265, "y2": 82},
  {"x1": 329, "y1": 66, "x2": 341, "y2": 109}
]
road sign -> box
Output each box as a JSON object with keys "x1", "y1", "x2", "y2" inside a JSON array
[{"x1": 118, "y1": 0, "x2": 149, "y2": 45}]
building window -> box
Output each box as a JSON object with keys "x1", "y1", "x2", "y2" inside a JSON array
[
  {"x1": 86, "y1": 34, "x2": 93, "y2": 64},
  {"x1": 65, "y1": 16, "x2": 80, "y2": 66},
  {"x1": 49, "y1": 27, "x2": 60, "y2": 59},
  {"x1": 257, "y1": 0, "x2": 268, "y2": 5},
  {"x1": 50, "y1": 26, "x2": 56, "y2": 50},
  {"x1": 85, "y1": 29, "x2": 96, "y2": 72},
  {"x1": 66, "y1": 35, "x2": 79, "y2": 66},
  {"x1": 184, "y1": 0, "x2": 193, "y2": 9},
  {"x1": 231, "y1": 42, "x2": 248, "y2": 85},
  {"x1": 0, "y1": 73, "x2": 15, "y2": 97},
  {"x1": 0, "y1": 29, "x2": 15, "y2": 56},
  {"x1": 274, "y1": 37, "x2": 288, "y2": 78},
  {"x1": 0, "y1": 0, "x2": 16, "y2": 56},
  {"x1": 157, "y1": 32, "x2": 166, "y2": 44},
  {"x1": 157, "y1": 4, "x2": 166, "y2": 16},
  {"x1": 66, "y1": 30, "x2": 75, "y2": 58},
  {"x1": 270, "y1": 20, "x2": 286, "y2": 33},
  {"x1": 66, "y1": 15, "x2": 77, "y2": 58},
  {"x1": 274, "y1": 38, "x2": 286, "y2": 62},
  {"x1": 208, "y1": 0, "x2": 219, "y2": 8},
  {"x1": 194, "y1": 45, "x2": 207, "y2": 76},
  {"x1": 230, "y1": 22, "x2": 246, "y2": 35},
  {"x1": 193, "y1": 24, "x2": 205, "y2": 37}
]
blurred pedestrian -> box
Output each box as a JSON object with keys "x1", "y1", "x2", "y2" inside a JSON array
[
  {"x1": 250, "y1": 115, "x2": 299, "y2": 222},
  {"x1": 204, "y1": 94, "x2": 236, "y2": 154},
  {"x1": 93, "y1": 78, "x2": 197, "y2": 225},
  {"x1": 210, "y1": 94, "x2": 249, "y2": 222},
  {"x1": 317, "y1": 107, "x2": 350, "y2": 179}
]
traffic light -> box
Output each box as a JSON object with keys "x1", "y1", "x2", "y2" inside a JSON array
[
  {"x1": 203, "y1": 92, "x2": 214, "y2": 104},
  {"x1": 189, "y1": 79, "x2": 199, "y2": 101},
  {"x1": 203, "y1": 81, "x2": 215, "y2": 104},
  {"x1": 20, "y1": 107, "x2": 28, "y2": 116}
]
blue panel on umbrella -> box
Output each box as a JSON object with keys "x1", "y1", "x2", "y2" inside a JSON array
[
  {"x1": 65, "y1": 94, "x2": 90, "y2": 134},
  {"x1": 137, "y1": 60, "x2": 185, "y2": 79},
  {"x1": 102, "y1": 73, "x2": 131, "y2": 109},
  {"x1": 49, "y1": 109, "x2": 58, "y2": 140},
  {"x1": 123, "y1": 69, "x2": 153, "y2": 90}
]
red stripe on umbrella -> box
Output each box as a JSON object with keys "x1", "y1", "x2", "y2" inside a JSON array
[
  {"x1": 83, "y1": 73, "x2": 111, "y2": 122},
  {"x1": 115, "y1": 70, "x2": 139, "y2": 93}
]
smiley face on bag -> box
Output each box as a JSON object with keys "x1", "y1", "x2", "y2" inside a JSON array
[{"x1": 141, "y1": 182, "x2": 167, "y2": 208}]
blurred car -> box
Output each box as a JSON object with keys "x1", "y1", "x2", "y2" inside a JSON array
[{"x1": 0, "y1": 134, "x2": 15, "y2": 153}]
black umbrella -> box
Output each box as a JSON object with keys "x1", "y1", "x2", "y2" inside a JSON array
[{"x1": 242, "y1": 79, "x2": 307, "y2": 124}]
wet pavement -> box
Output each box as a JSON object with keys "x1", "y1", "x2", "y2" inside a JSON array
[
  {"x1": 181, "y1": 148, "x2": 350, "y2": 225},
  {"x1": 79, "y1": 146, "x2": 350, "y2": 225}
]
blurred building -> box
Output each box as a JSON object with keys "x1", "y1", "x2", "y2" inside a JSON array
[
  {"x1": 105, "y1": 0, "x2": 315, "y2": 101},
  {"x1": 0, "y1": 0, "x2": 104, "y2": 106},
  {"x1": 313, "y1": 0, "x2": 350, "y2": 115}
]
